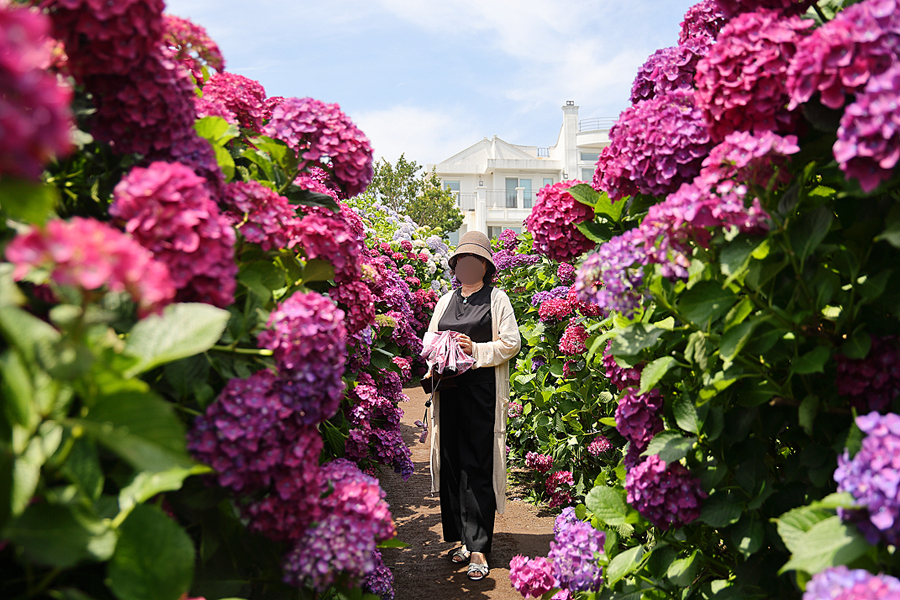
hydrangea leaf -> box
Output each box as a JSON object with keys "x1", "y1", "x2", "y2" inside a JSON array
[
  {"x1": 790, "y1": 206, "x2": 834, "y2": 262},
  {"x1": 639, "y1": 356, "x2": 675, "y2": 394},
  {"x1": 698, "y1": 490, "x2": 743, "y2": 527},
  {"x1": 585, "y1": 485, "x2": 629, "y2": 526},
  {"x1": 642, "y1": 431, "x2": 696, "y2": 463},
  {"x1": 3, "y1": 503, "x2": 116, "y2": 568},
  {"x1": 673, "y1": 395, "x2": 700, "y2": 435},
  {"x1": 605, "y1": 545, "x2": 644, "y2": 586},
  {"x1": 777, "y1": 516, "x2": 868, "y2": 576},
  {"x1": 678, "y1": 281, "x2": 738, "y2": 328},
  {"x1": 117, "y1": 464, "x2": 211, "y2": 523},
  {"x1": 609, "y1": 324, "x2": 665, "y2": 357},
  {"x1": 792, "y1": 346, "x2": 831, "y2": 375},
  {"x1": 0, "y1": 179, "x2": 58, "y2": 225}
]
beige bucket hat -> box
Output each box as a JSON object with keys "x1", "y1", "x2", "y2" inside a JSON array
[{"x1": 448, "y1": 230, "x2": 495, "y2": 271}]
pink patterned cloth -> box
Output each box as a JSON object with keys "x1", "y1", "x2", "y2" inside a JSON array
[{"x1": 420, "y1": 330, "x2": 475, "y2": 376}]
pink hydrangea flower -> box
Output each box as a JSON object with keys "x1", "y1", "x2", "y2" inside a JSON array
[
  {"x1": 508, "y1": 402, "x2": 524, "y2": 418},
  {"x1": 0, "y1": 4, "x2": 73, "y2": 179},
  {"x1": 525, "y1": 451, "x2": 553, "y2": 474},
  {"x1": 296, "y1": 213, "x2": 364, "y2": 283},
  {"x1": 330, "y1": 280, "x2": 376, "y2": 335},
  {"x1": 804, "y1": 566, "x2": 900, "y2": 600},
  {"x1": 697, "y1": 130, "x2": 800, "y2": 189},
  {"x1": 194, "y1": 96, "x2": 237, "y2": 124},
  {"x1": 546, "y1": 470, "x2": 575, "y2": 508},
  {"x1": 202, "y1": 72, "x2": 267, "y2": 131},
  {"x1": 5, "y1": 217, "x2": 175, "y2": 316},
  {"x1": 110, "y1": 161, "x2": 237, "y2": 307},
  {"x1": 525, "y1": 180, "x2": 595, "y2": 262},
  {"x1": 594, "y1": 89, "x2": 712, "y2": 200},
  {"x1": 679, "y1": 0, "x2": 726, "y2": 47},
  {"x1": 264, "y1": 97, "x2": 374, "y2": 197},
  {"x1": 41, "y1": 0, "x2": 166, "y2": 77},
  {"x1": 509, "y1": 555, "x2": 557, "y2": 599},
  {"x1": 602, "y1": 341, "x2": 642, "y2": 390},
  {"x1": 222, "y1": 180, "x2": 302, "y2": 251},
  {"x1": 559, "y1": 320, "x2": 588, "y2": 356},
  {"x1": 833, "y1": 64, "x2": 900, "y2": 193},
  {"x1": 625, "y1": 455, "x2": 707, "y2": 529},
  {"x1": 538, "y1": 297, "x2": 575, "y2": 323},
  {"x1": 562, "y1": 359, "x2": 579, "y2": 379},
  {"x1": 163, "y1": 13, "x2": 225, "y2": 82},
  {"x1": 630, "y1": 41, "x2": 709, "y2": 104},
  {"x1": 713, "y1": 0, "x2": 813, "y2": 18},
  {"x1": 587, "y1": 435, "x2": 613, "y2": 457},
  {"x1": 557, "y1": 263, "x2": 576, "y2": 285},
  {"x1": 567, "y1": 285, "x2": 604, "y2": 318},
  {"x1": 694, "y1": 8, "x2": 813, "y2": 141}
]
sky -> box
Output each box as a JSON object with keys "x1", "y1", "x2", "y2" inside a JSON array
[{"x1": 166, "y1": 0, "x2": 698, "y2": 167}]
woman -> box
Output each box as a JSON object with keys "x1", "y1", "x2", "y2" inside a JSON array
[{"x1": 424, "y1": 230, "x2": 521, "y2": 581}]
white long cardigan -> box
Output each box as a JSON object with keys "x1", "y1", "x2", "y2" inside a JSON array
[{"x1": 426, "y1": 286, "x2": 521, "y2": 514}]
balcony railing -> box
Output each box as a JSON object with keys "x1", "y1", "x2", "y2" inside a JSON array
[
  {"x1": 537, "y1": 147, "x2": 550, "y2": 157},
  {"x1": 578, "y1": 117, "x2": 617, "y2": 132}
]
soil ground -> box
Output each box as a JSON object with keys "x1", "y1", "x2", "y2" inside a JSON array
[{"x1": 377, "y1": 384, "x2": 557, "y2": 600}]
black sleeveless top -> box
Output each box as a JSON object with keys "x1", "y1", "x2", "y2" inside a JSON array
[{"x1": 437, "y1": 284, "x2": 496, "y2": 385}]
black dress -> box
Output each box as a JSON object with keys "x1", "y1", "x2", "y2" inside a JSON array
[{"x1": 437, "y1": 284, "x2": 497, "y2": 554}]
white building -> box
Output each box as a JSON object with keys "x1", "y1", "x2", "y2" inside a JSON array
[{"x1": 427, "y1": 101, "x2": 615, "y2": 245}]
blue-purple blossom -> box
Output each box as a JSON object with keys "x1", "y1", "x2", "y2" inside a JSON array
[
  {"x1": 363, "y1": 550, "x2": 395, "y2": 600},
  {"x1": 804, "y1": 566, "x2": 900, "y2": 600},
  {"x1": 531, "y1": 286, "x2": 571, "y2": 307},
  {"x1": 494, "y1": 248, "x2": 542, "y2": 271},
  {"x1": 834, "y1": 411, "x2": 900, "y2": 546},
  {"x1": 548, "y1": 512, "x2": 605, "y2": 592},
  {"x1": 574, "y1": 230, "x2": 648, "y2": 316}
]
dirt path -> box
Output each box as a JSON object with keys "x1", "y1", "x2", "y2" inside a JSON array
[{"x1": 377, "y1": 385, "x2": 557, "y2": 600}]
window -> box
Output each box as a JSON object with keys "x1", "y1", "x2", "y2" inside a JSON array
[
  {"x1": 580, "y1": 151, "x2": 600, "y2": 163},
  {"x1": 505, "y1": 178, "x2": 518, "y2": 208},
  {"x1": 581, "y1": 168, "x2": 594, "y2": 181},
  {"x1": 521, "y1": 179, "x2": 532, "y2": 209},
  {"x1": 543, "y1": 177, "x2": 554, "y2": 188},
  {"x1": 443, "y1": 180, "x2": 460, "y2": 193},
  {"x1": 488, "y1": 226, "x2": 503, "y2": 239}
]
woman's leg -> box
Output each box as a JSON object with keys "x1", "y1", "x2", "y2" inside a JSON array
[
  {"x1": 455, "y1": 380, "x2": 497, "y2": 554},
  {"x1": 439, "y1": 387, "x2": 464, "y2": 544}
]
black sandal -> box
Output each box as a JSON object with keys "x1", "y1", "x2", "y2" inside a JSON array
[
  {"x1": 448, "y1": 546, "x2": 470, "y2": 564},
  {"x1": 467, "y1": 561, "x2": 489, "y2": 580}
]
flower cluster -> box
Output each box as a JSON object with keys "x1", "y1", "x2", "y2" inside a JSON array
[
  {"x1": 557, "y1": 263, "x2": 576, "y2": 285},
  {"x1": 546, "y1": 471, "x2": 575, "y2": 508},
  {"x1": 222, "y1": 180, "x2": 303, "y2": 251},
  {"x1": 587, "y1": 435, "x2": 613, "y2": 457},
  {"x1": 525, "y1": 181, "x2": 595, "y2": 262},
  {"x1": 602, "y1": 344, "x2": 642, "y2": 391},
  {"x1": 559, "y1": 321, "x2": 588, "y2": 356},
  {"x1": 713, "y1": 0, "x2": 814, "y2": 18},
  {"x1": 295, "y1": 213, "x2": 364, "y2": 284},
  {"x1": 187, "y1": 370, "x2": 325, "y2": 541},
  {"x1": 562, "y1": 360, "x2": 579, "y2": 380},
  {"x1": 834, "y1": 411, "x2": 900, "y2": 546},
  {"x1": 833, "y1": 64, "x2": 900, "y2": 193},
  {"x1": 803, "y1": 566, "x2": 900, "y2": 600},
  {"x1": 362, "y1": 550, "x2": 395, "y2": 600},
  {"x1": 594, "y1": 89, "x2": 712, "y2": 201},
  {"x1": 508, "y1": 402, "x2": 524, "y2": 418},
  {"x1": 698, "y1": 130, "x2": 800, "y2": 189},
  {"x1": 500, "y1": 228, "x2": 520, "y2": 250},
  {"x1": 509, "y1": 555, "x2": 556, "y2": 599},
  {"x1": 630, "y1": 41, "x2": 708, "y2": 104},
  {"x1": 574, "y1": 230, "x2": 648, "y2": 315},
  {"x1": 264, "y1": 97, "x2": 374, "y2": 197},
  {"x1": 202, "y1": 72, "x2": 267, "y2": 131},
  {"x1": 493, "y1": 249, "x2": 541, "y2": 272},
  {"x1": 548, "y1": 510, "x2": 605, "y2": 592},
  {"x1": 538, "y1": 297, "x2": 574, "y2": 323},
  {"x1": 679, "y1": 0, "x2": 726, "y2": 46},
  {"x1": 346, "y1": 425, "x2": 414, "y2": 480},
  {"x1": 531, "y1": 286, "x2": 570, "y2": 307},
  {"x1": 0, "y1": 4, "x2": 73, "y2": 179},
  {"x1": 616, "y1": 388, "x2": 664, "y2": 453},
  {"x1": 110, "y1": 161, "x2": 236, "y2": 307},
  {"x1": 330, "y1": 280, "x2": 376, "y2": 336},
  {"x1": 786, "y1": 0, "x2": 900, "y2": 112},
  {"x1": 625, "y1": 455, "x2": 707, "y2": 529},
  {"x1": 835, "y1": 335, "x2": 900, "y2": 413},
  {"x1": 163, "y1": 13, "x2": 225, "y2": 81},
  {"x1": 525, "y1": 452, "x2": 553, "y2": 474},
  {"x1": 257, "y1": 291, "x2": 347, "y2": 424},
  {"x1": 6, "y1": 217, "x2": 175, "y2": 316},
  {"x1": 694, "y1": 9, "x2": 812, "y2": 141},
  {"x1": 566, "y1": 285, "x2": 604, "y2": 318},
  {"x1": 42, "y1": 0, "x2": 165, "y2": 77},
  {"x1": 194, "y1": 96, "x2": 237, "y2": 124}
]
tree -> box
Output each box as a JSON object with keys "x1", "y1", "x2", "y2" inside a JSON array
[{"x1": 366, "y1": 154, "x2": 463, "y2": 234}]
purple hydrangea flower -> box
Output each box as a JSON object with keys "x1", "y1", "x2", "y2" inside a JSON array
[
  {"x1": 615, "y1": 388, "x2": 664, "y2": 452},
  {"x1": 532, "y1": 356, "x2": 548, "y2": 370},
  {"x1": 363, "y1": 550, "x2": 395, "y2": 600},
  {"x1": 531, "y1": 286, "x2": 571, "y2": 307},
  {"x1": 804, "y1": 566, "x2": 900, "y2": 600},
  {"x1": 500, "y1": 228, "x2": 520, "y2": 249},
  {"x1": 679, "y1": 0, "x2": 727, "y2": 47},
  {"x1": 573, "y1": 230, "x2": 648, "y2": 316},
  {"x1": 557, "y1": 263, "x2": 577, "y2": 285},
  {"x1": 630, "y1": 41, "x2": 709, "y2": 104},
  {"x1": 834, "y1": 411, "x2": 900, "y2": 546},
  {"x1": 835, "y1": 335, "x2": 900, "y2": 414},
  {"x1": 548, "y1": 513, "x2": 605, "y2": 592},
  {"x1": 625, "y1": 455, "x2": 707, "y2": 529}
]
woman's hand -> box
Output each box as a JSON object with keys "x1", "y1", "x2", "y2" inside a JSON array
[{"x1": 457, "y1": 333, "x2": 474, "y2": 356}]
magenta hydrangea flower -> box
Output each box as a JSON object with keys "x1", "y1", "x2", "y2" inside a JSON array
[
  {"x1": 296, "y1": 213, "x2": 364, "y2": 284},
  {"x1": 508, "y1": 402, "x2": 524, "y2": 419},
  {"x1": 713, "y1": 0, "x2": 813, "y2": 18},
  {"x1": 525, "y1": 180, "x2": 595, "y2": 263},
  {"x1": 509, "y1": 555, "x2": 557, "y2": 599},
  {"x1": 257, "y1": 291, "x2": 347, "y2": 424},
  {"x1": 525, "y1": 451, "x2": 553, "y2": 474},
  {"x1": 549, "y1": 513, "x2": 605, "y2": 592},
  {"x1": 834, "y1": 411, "x2": 900, "y2": 546},
  {"x1": 625, "y1": 455, "x2": 707, "y2": 529},
  {"x1": 329, "y1": 280, "x2": 376, "y2": 336},
  {"x1": 587, "y1": 435, "x2": 613, "y2": 457},
  {"x1": 804, "y1": 566, "x2": 900, "y2": 600},
  {"x1": 559, "y1": 321, "x2": 588, "y2": 356},
  {"x1": 222, "y1": 180, "x2": 303, "y2": 251},
  {"x1": 319, "y1": 458, "x2": 395, "y2": 542},
  {"x1": 163, "y1": 13, "x2": 225, "y2": 81},
  {"x1": 557, "y1": 263, "x2": 576, "y2": 285},
  {"x1": 187, "y1": 370, "x2": 324, "y2": 542},
  {"x1": 833, "y1": 64, "x2": 900, "y2": 193},
  {"x1": 787, "y1": 0, "x2": 900, "y2": 112},
  {"x1": 697, "y1": 130, "x2": 800, "y2": 189},
  {"x1": 194, "y1": 96, "x2": 237, "y2": 124},
  {"x1": 567, "y1": 285, "x2": 604, "y2": 318},
  {"x1": 594, "y1": 89, "x2": 713, "y2": 201},
  {"x1": 630, "y1": 41, "x2": 709, "y2": 104},
  {"x1": 0, "y1": 4, "x2": 73, "y2": 179},
  {"x1": 573, "y1": 230, "x2": 649, "y2": 316},
  {"x1": 202, "y1": 72, "x2": 267, "y2": 131},
  {"x1": 602, "y1": 342, "x2": 642, "y2": 391},
  {"x1": 264, "y1": 97, "x2": 374, "y2": 197},
  {"x1": 41, "y1": 0, "x2": 166, "y2": 77},
  {"x1": 546, "y1": 470, "x2": 575, "y2": 508},
  {"x1": 539, "y1": 297, "x2": 575, "y2": 323},
  {"x1": 362, "y1": 550, "x2": 395, "y2": 600},
  {"x1": 616, "y1": 388, "x2": 664, "y2": 452},
  {"x1": 562, "y1": 359, "x2": 579, "y2": 379},
  {"x1": 500, "y1": 228, "x2": 519, "y2": 249},
  {"x1": 694, "y1": 8, "x2": 813, "y2": 141},
  {"x1": 679, "y1": 0, "x2": 727, "y2": 46},
  {"x1": 835, "y1": 335, "x2": 900, "y2": 414},
  {"x1": 345, "y1": 425, "x2": 414, "y2": 480},
  {"x1": 6, "y1": 217, "x2": 175, "y2": 316},
  {"x1": 110, "y1": 161, "x2": 237, "y2": 307}
]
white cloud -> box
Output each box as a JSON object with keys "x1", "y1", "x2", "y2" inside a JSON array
[{"x1": 352, "y1": 105, "x2": 483, "y2": 166}]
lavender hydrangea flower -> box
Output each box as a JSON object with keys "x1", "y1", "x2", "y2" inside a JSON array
[
  {"x1": 548, "y1": 513, "x2": 605, "y2": 592},
  {"x1": 625, "y1": 455, "x2": 707, "y2": 529},
  {"x1": 573, "y1": 230, "x2": 648, "y2": 316},
  {"x1": 531, "y1": 286, "x2": 571, "y2": 307},
  {"x1": 834, "y1": 411, "x2": 900, "y2": 546},
  {"x1": 804, "y1": 566, "x2": 900, "y2": 600}
]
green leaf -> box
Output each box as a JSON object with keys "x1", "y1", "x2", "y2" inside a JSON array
[
  {"x1": 124, "y1": 303, "x2": 230, "y2": 377},
  {"x1": 576, "y1": 220, "x2": 613, "y2": 243},
  {"x1": 720, "y1": 320, "x2": 757, "y2": 362},
  {"x1": 0, "y1": 306, "x2": 61, "y2": 364},
  {"x1": 673, "y1": 395, "x2": 700, "y2": 435},
  {"x1": 60, "y1": 436, "x2": 104, "y2": 502},
  {"x1": 698, "y1": 491, "x2": 743, "y2": 527},
  {"x1": 585, "y1": 486, "x2": 629, "y2": 526},
  {"x1": 108, "y1": 504, "x2": 195, "y2": 600},
  {"x1": 118, "y1": 464, "x2": 211, "y2": 520},
  {"x1": 282, "y1": 185, "x2": 340, "y2": 211},
  {"x1": 605, "y1": 545, "x2": 644, "y2": 586},
  {"x1": 877, "y1": 204, "x2": 900, "y2": 248},
  {"x1": 194, "y1": 116, "x2": 239, "y2": 145},
  {"x1": 0, "y1": 178, "x2": 59, "y2": 225},
  {"x1": 685, "y1": 331, "x2": 712, "y2": 372},
  {"x1": 667, "y1": 551, "x2": 700, "y2": 587},
  {"x1": 567, "y1": 183, "x2": 599, "y2": 208},
  {"x1": 774, "y1": 506, "x2": 833, "y2": 555},
  {"x1": 841, "y1": 329, "x2": 871, "y2": 360},
  {"x1": 778, "y1": 516, "x2": 868, "y2": 575},
  {"x1": 376, "y1": 538, "x2": 410, "y2": 549},
  {"x1": 639, "y1": 356, "x2": 674, "y2": 394},
  {"x1": 678, "y1": 281, "x2": 738, "y2": 328},
  {"x1": 642, "y1": 431, "x2": 696, "y2": 463},
  {"x1": 609, "y1": 324, "x2": 665, "y2": 357},
  {"x1": 730, "y1": 516, "x2": 765, "y2": 558},
  {"x1": 2, "y1": 503, "x2": 116, "y2": 567},
  {"x1": 809, "y1": 492, "x2": 857, "y2": 511},
  {"x1": 237, "y1": 260, "x2": 285, "y2": 301},
  {"x1": 790, "y1": 206, "x2": 834, "y2": 261},
  {"x1": 302, "y1": 258, "x2": 336, "y2": 283},
  {"x1": 792, "y1": 346, "x2": 831, "y2": 375},
  {"x1": 720, "y1": 236, "x2": 762, "y2": 284},
  {"x1": 74, "y1": 390, "x2": 193, "y2": 473},
  {"x1": 594, "y1": 191, "x2": 626, "y2": 223}
]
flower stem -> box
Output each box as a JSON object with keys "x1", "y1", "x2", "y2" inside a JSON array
[{"x1": 209, "y1": 345, "x2": 273, "y2": 356}]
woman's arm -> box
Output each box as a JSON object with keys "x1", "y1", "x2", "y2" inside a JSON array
[{"x1": 472, "y1": 292, "x2": 521, "y2": 369}]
